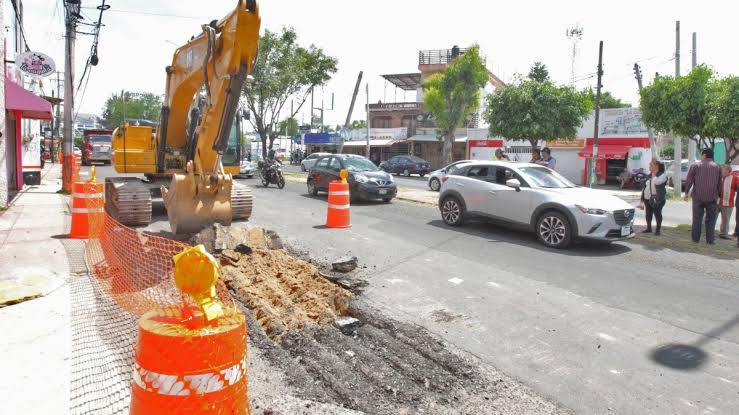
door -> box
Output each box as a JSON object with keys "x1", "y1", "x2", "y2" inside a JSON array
[
  {"x1": 326, "y1": 157, "x2": 342, "y2": 185},
  {"x1": 312, "y1": 156, "x2": 331, "y2": 190},
  {"x1": 457, "y1": 165, "x2": 493, "y2": 214},
  {"x1": 483, "y1": 166, "x2": 531, "y2": 224}
]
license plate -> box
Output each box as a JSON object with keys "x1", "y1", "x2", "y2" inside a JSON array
[
  {"x1": 378, "y1": 189, "x2": 388, "y2": 195},
  {"x1": 621, "y1": 225, "x2": 632, "y2": 236}
]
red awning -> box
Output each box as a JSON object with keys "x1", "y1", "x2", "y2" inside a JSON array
[
  {"x1": 578, "y1": 144, "x2": 631, "y2": 159},
  {"x1": 5, "y1": 78, "x2": 53, "y2": 119}
]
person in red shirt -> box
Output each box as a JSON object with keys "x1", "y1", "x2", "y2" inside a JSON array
[{"x1": 718, "y1": 164, "x2": 738, "y2": 239}]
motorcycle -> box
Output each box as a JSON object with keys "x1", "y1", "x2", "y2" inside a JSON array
[{"x1": 258, "y1": 159, "x2": 285, "y2": 189}]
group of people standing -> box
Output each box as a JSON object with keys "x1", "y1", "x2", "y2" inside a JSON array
[
  {"x1": 290, "y1": 150, "x2": 308, "y2": 165},
  {"x1": 493, "y1": 147, "x2": 557, "y2": 170},
  {"x1": 638, "y1": 148, "x2": 738, "y2": 247}
]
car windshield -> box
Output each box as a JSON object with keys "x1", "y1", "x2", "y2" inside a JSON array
[
  {"x1": 89, "y1": 136, "x2": 110, "y2": 142},
  {"x1": 518, "y1": 166, "x2": 575, "y2": 188},
  {"x1": 344, "y1": 157, "x2": 379, "y2": 172}
]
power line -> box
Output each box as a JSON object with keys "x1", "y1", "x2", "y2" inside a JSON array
[{"x1": 80, "y1": 6, "x2": 200, "y2": 20}]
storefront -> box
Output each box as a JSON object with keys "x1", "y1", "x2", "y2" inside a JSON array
[
  {"x1": 578, "y1": 137, "x2": 651, "y2": 185},
  {"x1": 5, "y1": 77, "x2": 53, "y2": 189},
  {"x1": 467, "y1": 139, "x2": 504, "y2": 160}
]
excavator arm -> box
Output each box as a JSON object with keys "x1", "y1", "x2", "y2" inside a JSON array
[{"x1": 161, "y1": 0, "x2": 260, "y2": 234}]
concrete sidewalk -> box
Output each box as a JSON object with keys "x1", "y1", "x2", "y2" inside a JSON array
[{"x1": 0, "y1": 163, "x2": 71, "y2": 414}]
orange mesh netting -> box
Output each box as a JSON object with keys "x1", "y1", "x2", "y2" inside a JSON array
[{"x1": 70, "y1": 186, "x2": 248, "y2": 414}]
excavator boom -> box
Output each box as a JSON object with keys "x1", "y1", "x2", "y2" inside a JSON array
[{"x1": 156, "y1": 0, "x2": 259, "y2": 234}]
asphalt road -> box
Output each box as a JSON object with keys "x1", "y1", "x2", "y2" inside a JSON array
[
  {"x1": 282, "y1": 164, "x2": 432, "y2": 190},
  {"x1": 90, "y1": 165, "x2": 739, "y2": 414}
]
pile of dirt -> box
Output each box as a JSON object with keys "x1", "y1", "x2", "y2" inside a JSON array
[{"x1": 207, "y1": 226, "x2": 352, "y2": 340}]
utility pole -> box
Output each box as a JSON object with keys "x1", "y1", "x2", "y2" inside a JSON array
[
  {"x1": 62, "y1": 2, "x2": 78, "y2": 191},
  {"x1": 365, "y1": 83, "x2": 370, "y2": 158},
  {"x1": 54, "y1": 70, "x2": 62, "y2": 162},
  {"x1": 589, "y1": 41, "x2": 604, "y2": 188},
  {"x1": 673, "y1": 21, "x2": 682, "y2": 197},
  {"x1": 688, "y1": 32, "x2": 698, "y2": 167},
  {"x1": 633, "y1": 63, "x2": 657, "y2": 158},
  {"x1": 338, "y1": 71, "x2": 363, "y2": 154}
]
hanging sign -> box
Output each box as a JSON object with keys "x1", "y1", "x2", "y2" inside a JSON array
[{"x1": 16, "y1": 51, "x2": 56, "y2": 77}]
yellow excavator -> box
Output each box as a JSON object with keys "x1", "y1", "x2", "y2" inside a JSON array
[{"x1": 106, "y1": 0, "x2": 260, "y2": 234}]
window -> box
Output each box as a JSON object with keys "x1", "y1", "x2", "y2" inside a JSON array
[
  {"x1": 518, "y1": 166, "x2": 574, "y2": 188},
  {"x1": 316, "y1": 157, "x2": 330, "y2": 168},
  {"x1": 328, "y1": 157, "x2": 342, "y2": 171},
  {"x1": 466, "y1": 166, "x2": 489, "y2": 178},
  {"x1": 344, "y1": 157, "x2": 378, "y2": 172},
  {"x1": 307, "y1": 154, "x2": 318, "y2": 160}
]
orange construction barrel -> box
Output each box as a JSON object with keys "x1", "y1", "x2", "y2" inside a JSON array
[
  {"x1": 130, "y1": 305, "x2": 249, "y2": 414},
  {"x1": 326, "y1": 180, "x2": 351, "y2": 228},
  {"x1": 69, "y1": 181, "x2": 104, "y2": 239}
]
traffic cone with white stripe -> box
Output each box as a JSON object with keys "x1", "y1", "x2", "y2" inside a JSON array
[
  {"x1": 68, "y1": 179, "x2": 104, "y2": 239},
  {"x1": 326, "y1": 169, "x2": 351, "y2": 228}
]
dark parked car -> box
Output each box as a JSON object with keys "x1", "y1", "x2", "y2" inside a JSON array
[
  {"x1": 380, "y1": 155, "x2": 431, "y2": 177},
  {"x1": 307, "y1": 154, "x2": 397, "y2": 202}
]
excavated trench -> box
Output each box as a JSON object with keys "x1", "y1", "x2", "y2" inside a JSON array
[{"x1": 196, "y1": 225, "x2": 567, "y2": 415}]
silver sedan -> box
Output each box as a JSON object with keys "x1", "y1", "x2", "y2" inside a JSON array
[{"x1": 427, "y1": 160, "x2": 472, "y2": 191}]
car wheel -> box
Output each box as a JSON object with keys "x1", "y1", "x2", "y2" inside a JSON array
[
  {"x1": 277, "y1": 176, "x2": 285, "y2": 189},
  {"x1": 403, "y1": 169, "x2": 410, "y2": 177},
  {"x1": 307, "y1": 179, "x2": 318, "y2": 196},
  {"x1": 420, "y1": 173, "x2": 426, "y2": 178},
  {"x1": 382, "y1": 198, "x2": 392, "y2": 203},
  {"x1": 440, "y1": 196, "x2": 464, "y2": 226},
  {"x1": 536, "y1": 211, "x2": 572, "y2": 249},
  {"x1": 301, "y1": 164, "x2": 306, "y2": 172},
  {"x1": 429, "y1": 178, "x2": 441, "y2": 191}
]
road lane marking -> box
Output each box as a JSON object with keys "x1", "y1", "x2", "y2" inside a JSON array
[{"x1": 448, "y1": 278, "x2": 463, "y2": 285}]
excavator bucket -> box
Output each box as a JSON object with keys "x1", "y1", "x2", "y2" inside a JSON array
[{"x1": 162, "y1": 172, "x2": 233, "y2": 235}]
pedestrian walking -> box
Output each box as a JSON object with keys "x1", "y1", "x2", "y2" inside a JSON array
[
  {"x1": 718, "y1": 164, "x2": 737, "y2": 239},
  {"x1": 639, "y1": 159, "x2": 668, "y2": 236},
  {"x1": 537, "y1": 147, "x2": 557, "y2": 170},
  {"x1": 684, "y1": 148, "x2": 722, "y2": 244}
]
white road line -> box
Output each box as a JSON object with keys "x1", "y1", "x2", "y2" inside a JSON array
[{"x1": 448, "y1": 277, "x2": 463, "y2": 285}]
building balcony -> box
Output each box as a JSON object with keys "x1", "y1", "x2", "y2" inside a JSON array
[
  {"x1": 368, "y1": 102, "x2": 423, "y2": 112},
  {"x1": 419, "y1": 47, "x2": 468, "y2": 66}
]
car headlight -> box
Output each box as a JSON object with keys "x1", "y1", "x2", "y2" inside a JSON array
[
  {"x1": 354, "y1": 174, "x2": 368, "y2": 183},
  {"x1": 385, "y1": 174, "x2": 394, "y2": 183},
  {"x1": 576, "y1": 205, "x2": 607, "y2": 215}
]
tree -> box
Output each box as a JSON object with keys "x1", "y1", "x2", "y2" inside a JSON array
[
  {"x1": 350, "y1": 119, "x2": 367, "y2": 129},
  {"x1": 706, "y1": 76, "x2": 739, "y2": 162},
  {"x1": 243, "y1": 27, "x2": 338, "y2": 158},
  {"x1": 423, "y1": 45, "x2": 488, "y2": 165},
  {"x1": 277, "y1": 117, "x2": 299, "y2": 137},
  {"x1": 584, "y1": 89, "x2": 630, "y2": 109},
  {"x1": 485, "y1": 63, "x2": 591, "y2": 149},
  {"x1": 100, "y1": 92, "x2": 162, "y2": 129},
  {"x1": 640, "y1": 65, "x2": 714, "y2": 149},
  {"x1": 528, "y1": 61, "x2": 550, "y2": 82}
]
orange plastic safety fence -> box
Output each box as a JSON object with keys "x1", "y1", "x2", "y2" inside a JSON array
[{"x1": 75, "y1": 191, "x2": 248, "y2": 414}]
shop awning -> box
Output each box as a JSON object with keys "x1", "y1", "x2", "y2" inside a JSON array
[
  {"x1": 343, "y1": 139, "x2": 395, "y2": 147},
  {"x1": 578, "y1": 144, "x2": 630, "y2": 159},
  {"x1": 410, "y1": 135, "x2": 467, "y2": 143},
  {"x1": 5, "y1": 78, "x2": 53, "y2": 119}
]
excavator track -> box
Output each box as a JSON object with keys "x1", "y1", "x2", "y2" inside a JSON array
[
  {"x1": 231, "y1": 181, "x2": 253, "y2": 221},
  {"x1": 105, "y1": 177, "x2": 153, "y2": 226}
]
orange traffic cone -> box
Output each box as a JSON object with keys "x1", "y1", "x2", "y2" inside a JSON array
[
  {"x1": 326, "y1": 171, "x2": 351, "y2": 228},
  {"x1": 130, "y1": 245, "x2": 250, "y2": 415},
  {"x1": 68, "y1": 181, "x2": 104, "y2": 239}
]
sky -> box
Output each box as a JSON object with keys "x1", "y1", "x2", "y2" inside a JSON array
[{"x1": 20, "y1": 0, "x2": 739, "y2": 130}]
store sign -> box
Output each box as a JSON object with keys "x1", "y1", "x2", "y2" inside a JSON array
[
  {"x1": 546, "y1": 139, "x2": 585, "y2": 148},
  {"x1": 16, "y1": 52, "x2": 56, "y2": 77}
]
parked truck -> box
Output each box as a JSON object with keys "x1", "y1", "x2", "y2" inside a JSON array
[{"x1": 82, "y1": 129, "x2": 114, "y2": 165}]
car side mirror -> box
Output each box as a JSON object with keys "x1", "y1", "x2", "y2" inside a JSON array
[{"x1": 506, "y1": 179, "x2": 522, "y2": 191}]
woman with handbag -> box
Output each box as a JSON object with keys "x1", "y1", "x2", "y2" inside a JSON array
[{"x1": 639, "y1": 159, "x2": 668, "y2": 236}]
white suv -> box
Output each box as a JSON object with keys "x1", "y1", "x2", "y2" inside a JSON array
[{"x1": 438, "y1": 161, "x2": 635, "y2": 248}]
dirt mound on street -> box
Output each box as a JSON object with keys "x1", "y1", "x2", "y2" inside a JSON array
[{"x1": 219, "y1": 229, "x2": 351, "y2": 340}]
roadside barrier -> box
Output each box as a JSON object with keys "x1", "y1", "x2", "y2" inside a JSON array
[
  {"x1": 68, "y1": 181, "x2": 104, "y2": 239},
  {"x1": 326, "y1": 169, "x2": 351, "y2": 228},
  {"x1": 62, "y1": 153, "x2": 81, "y2": 193},
  {"x1": 79, "y1": 188, "x2": 249, "y2": 413}
]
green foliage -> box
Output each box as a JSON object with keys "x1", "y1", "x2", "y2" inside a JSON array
[
  {"x1": 706, "y1": 76, "x2": 739, "y2": 162},
  {"x1": 350, "y1": 119, "x2": 367, "y2": 129},
  {"x1": 528, "y1": 62, "x2": 550, "y2": 82},
  {"x1": 100, "y1": 92, "x2": 162, "y2": 129},
  {"x1": 278, "y1": 117, "x2": 299, "y2": 137},
  {"x1": 243, "y1": 27, "x2": 338, "y2": 158},
  {"x1": 584, "y1": 88, "x2": 630, "y2": 109},
  {"x1": 423, "y1": 45, "x2": 488, "y2": 164},
  {"x1": 640, "y1": 66, "x2": 713, "y2": 139},
  {"x1": 485, "y1": 64, "x2": 592, "y2": 149}
]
